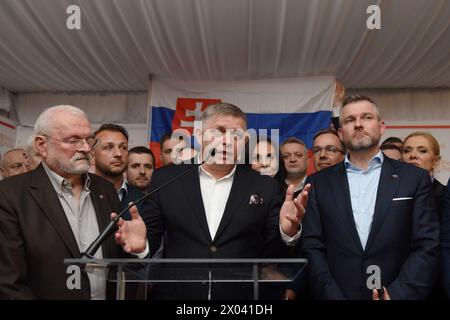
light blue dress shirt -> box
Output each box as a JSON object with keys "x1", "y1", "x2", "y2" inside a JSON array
[{"x1": 345, "y1": 151, "x2": 384, "y2": 249}]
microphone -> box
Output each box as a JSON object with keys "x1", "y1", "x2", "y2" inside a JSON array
[
  {"x1": 82, "y1": 164, "x2": 199, "y2": 258},
  {"x1": 82, "y1": 150, "x2": 215, "y2": 258}
]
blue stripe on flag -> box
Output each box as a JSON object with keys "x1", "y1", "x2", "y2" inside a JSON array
[
  {"x1": 247, "y1": 111, "x2": 331, "y2": 147},
  {"x1": 150, "y1": 106, "x2": 175, "y2": 142},
  {"x1": 150, "y1": 107, "x2": 331, "y2": 148}
]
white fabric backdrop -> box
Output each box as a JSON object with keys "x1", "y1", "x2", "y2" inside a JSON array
[
  {"x1": 14, "y1": 92, "x2": 148, "y2": 125},
  {"x1": 1, "y1": 0, "x2": 450, "y2": 92},
  {"x1": 13, "y1": 92, "x2": 149, "y2": 150},
  {"x1": 0, "y1": 115, "x2": 17, "y2": 156},
  {"x1": 0, "y1": 87, "x2": 12, "y2": 111}
]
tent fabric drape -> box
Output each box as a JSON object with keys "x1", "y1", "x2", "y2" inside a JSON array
[
  {"x1": 1, "y1": 0, "x2": 449, "y2": 93},
  {"x1": 0, "y1": 87, "x2": 12, "y2": 111},
  {"x1": 349, "y1": 88, "x2": 450, "y2": 121},
  {"x1": 14, "y1": 92, "x2": 148, "y2": 125}
]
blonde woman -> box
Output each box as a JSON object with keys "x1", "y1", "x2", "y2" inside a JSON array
[
  {"x1": 402, "y1": 132, "x2": 445, "y2": 218},
  {"x1": 402, "y1": 131, "x2": 446, "y2": 299}
]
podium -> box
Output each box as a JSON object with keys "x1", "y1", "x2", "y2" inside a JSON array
[{"x1": 64, "y1": 258, "x2": 307, "y2": 300}]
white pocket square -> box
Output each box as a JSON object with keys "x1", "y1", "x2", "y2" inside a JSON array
[
  {"x1": 249, "y1": 194, "x2": 264, "y2": 205},
  {"x1": 392, "y1": 197, "x2": 413, "y2": 201}
]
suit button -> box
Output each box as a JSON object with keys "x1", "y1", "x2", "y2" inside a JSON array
[{"x1": 210, "y1": 246, "x2": 218, "y2": 253}]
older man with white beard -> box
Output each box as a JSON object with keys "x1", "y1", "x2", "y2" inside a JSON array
[{"x1": 0, "y1": 105, "x2": 147, "y2": 300}]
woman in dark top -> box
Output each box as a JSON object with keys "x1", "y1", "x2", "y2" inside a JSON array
[{"x1": 402, "y1": 131, "x2": 447, "y2": 299}]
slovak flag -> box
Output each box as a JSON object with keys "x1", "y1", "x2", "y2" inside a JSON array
[{"x1": 149, "y1": 77, "x2": 336, "y2": 168}]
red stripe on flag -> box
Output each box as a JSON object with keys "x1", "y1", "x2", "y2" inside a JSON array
[
  {"x1": 0, "y1": 120, "x2": 15, "y2": 129},
  {"x1": 386, "y1": 125, "x2": 450, "y2": 129},
  {"x1": 150, "y1": 141, "x2": 163, "y2": 169}
]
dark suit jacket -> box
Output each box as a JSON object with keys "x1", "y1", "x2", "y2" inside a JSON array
[
  {"x1": 432, "y1": 179, "x2": 446, "y2": 221},
  {"x1": 0, "y1": 164, "x2": 122, "y2": 299},
  {"x1": 302, "y1": 156, "x2": 440, "y2": 300},
  {"x1": 141, "y1": 164, "x2": 288, "y2": 299},
  {"x1": 120, "y1": 183, "x2": 145, "y2": 220},
  {"x1": 441, "y1": 178, "x2": 450, "y2": 298},
  {"x1": 428, "y1": 179, "x2": 447, "y2": 299}
]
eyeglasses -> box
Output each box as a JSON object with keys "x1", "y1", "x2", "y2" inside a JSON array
[
  {"x1": 311, "y1": 145, "x2": 345, "y2": 155},
  {"x1": 43, "y1": 135, "x2": 100, "y2": 149}
]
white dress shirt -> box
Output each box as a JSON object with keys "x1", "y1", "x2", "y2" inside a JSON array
[
  {"x1": 199, "y1": 165, "x2": 236, "y2": 240},
  {"x1": 199, "y1": 165, "x2": 301, "y2": 244},
  {"x1": 345, "y1": 151, "x2": 383, "y2": 249}
]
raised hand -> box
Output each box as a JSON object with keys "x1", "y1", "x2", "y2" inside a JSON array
[
  {"x1": 111, "y1": 203, "x2": 147, "y2": 254},
  {"x1": 280, "y1": 183, "x2": 311, "y2": 237}
]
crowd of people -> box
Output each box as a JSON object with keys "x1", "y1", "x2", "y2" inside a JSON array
[{"x1": 0, "y1": 95, "x2": 449, "y2": 300}]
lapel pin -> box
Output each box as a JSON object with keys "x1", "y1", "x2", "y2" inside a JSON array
[{"x1": 99, "y1": 194, "x2": 104, "y2": 199}]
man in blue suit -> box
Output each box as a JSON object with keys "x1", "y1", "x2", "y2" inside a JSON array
[{"x1": 302, "y1": 95, "x2": 440, "y2": 300}]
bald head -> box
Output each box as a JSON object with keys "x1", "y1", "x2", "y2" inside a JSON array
[{"x1": 1, "y1": 148, "x2": 29, "y2": 178}]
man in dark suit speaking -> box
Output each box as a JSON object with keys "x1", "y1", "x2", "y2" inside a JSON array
[
  {"x1": 136, "y1": 102, "x2": 309, "y2": 299},
  {"x1": 302, "y1": 95, "x2": 439, "y2": 300},
  {"x1": 0, "y1": 105, "x2": 147, "y2": 299}
]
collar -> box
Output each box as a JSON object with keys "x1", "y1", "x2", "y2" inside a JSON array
[
  {"x1": 285, "y1": 174, "x2": 307, "y2": 192},
  {"x1": 344, "y1": 150, "x2": 384, "y2": 172},
  {"x1": 297, "y1": 175, "x2": 307, "y2": 190},
  {"x1": 42, "y1": 162, "x2": 91, "y2": 193},
  {"x1": 199, "y1": 164, "x2": 237, "y2": 182},
  {"x1": 118, "y1": 178, "x2": 128, "y2": 198}
]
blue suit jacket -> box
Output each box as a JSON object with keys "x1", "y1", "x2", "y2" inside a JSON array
[{"x1": 302, "y1": 156, "x2": 440, "y2": 300}]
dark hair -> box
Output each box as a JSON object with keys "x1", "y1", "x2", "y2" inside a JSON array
[
  {"x1": 159, "y1": 130, "x2": 190, "y2": 151},
  {"x1": 313, "y1": 128, "x2": 345, "y2": 152},
  {"x1": 129, "y1": 146, "x2": 155, "y2": 165},
  {"x1": 381, "y1": 136, "x2": 403, "y2": 146},
  {"x1": 94, "y1": 123, "x2": 129, "y2": 141},
  {"x1": 159, "y1": 131, "x2": 173, "y2": 148},
  {"x1": 380, "y1": 143, "x2": 402, "y2": 154}
]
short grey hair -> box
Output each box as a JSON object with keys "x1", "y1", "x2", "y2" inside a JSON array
[
  {"x1": 280, "y1": 137, "x2": 308, "y2": 154},
  {"x1": 201, "y1": 102, "x2": 247, "y2": 129},
  {"x1": 339, "y1": 95, "x2": 381, "y2": 125},
  {"x1": 34, "y1": 105, "x2": 87, "y2": 136}
]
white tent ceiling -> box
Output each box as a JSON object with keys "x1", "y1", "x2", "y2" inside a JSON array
[{"x1": 0, "y1": 0, "x2": 449, "y2": 93}]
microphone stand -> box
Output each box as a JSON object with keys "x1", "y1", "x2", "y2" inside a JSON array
[{"x1": 82, "y1": 161, "x2": 203, "y2": 258}]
